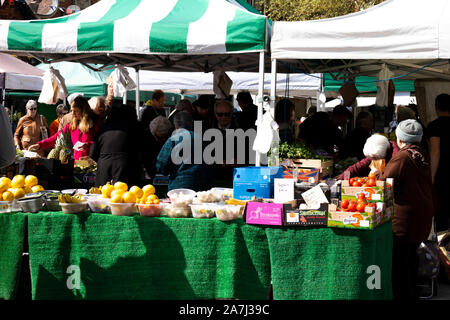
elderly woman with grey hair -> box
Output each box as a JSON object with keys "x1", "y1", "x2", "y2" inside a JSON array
[
  {"x1": 14, "y1": 100, "x2": 48, "y2": 156},
  {"x1": 142, "y1": 116, "x2": 174, "y2": 181}
]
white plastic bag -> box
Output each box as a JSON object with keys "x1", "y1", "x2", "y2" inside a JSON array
[
  {"x1": 38, "y1": 67, "x2": 68, "y2": 105},
  {"x1": 110, "y1": 66, "x2": 137, "y2": 97},
  {"x1": 253, "y1": 110, "x2": 279, "y2": 154}
]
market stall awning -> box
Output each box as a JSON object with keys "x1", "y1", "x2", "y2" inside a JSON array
[
  {"x1": 0, "y1": 0, "x2": 270, "y2": 72},
  {"x1": 0, "y1": 53, "x2": 43, "y2": 91}
]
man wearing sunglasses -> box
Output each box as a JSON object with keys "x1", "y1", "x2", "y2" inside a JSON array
[
  {"x1": 214, "y1": 100, "x2": 237, "y2": 131},
  {"x1": 14, "y1": 100, "x2": 48, "y2": 156}
]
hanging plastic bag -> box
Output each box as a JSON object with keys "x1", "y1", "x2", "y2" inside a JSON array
[
  {"x1": 109, "y1": 66, "x2": 137, "y2": 97},
  {"x1": 38, "y1": 67, "x2": 68, "y2": 105},
  {"x1": 253, "y1": 110, "x2": 279, "y2": 155}
]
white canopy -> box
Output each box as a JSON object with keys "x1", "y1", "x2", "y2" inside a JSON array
[
  {"x1": 126, "y1": 69, "x2": 320, "y2": 97},
  {"x1": 271, "y1": 0, "x2": 450, "y2": 60},
  {"x1": 0, "y1": 53, "x2": 44, "y2": 91}
]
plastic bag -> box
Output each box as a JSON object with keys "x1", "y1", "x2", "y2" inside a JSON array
[
  {"x1": 109, "y1": 66, "x2": 137, "y2": 97},
  {"x1": 38, "y1": 67, "x2": 68, "y2": 105},
  {"x1": 253, "y1": 110, "x2": 278, "y2": 155}
]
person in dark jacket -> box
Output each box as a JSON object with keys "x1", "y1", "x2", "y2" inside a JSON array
[
  {"x1": 378, "y1": 119, "x2": 435, "y2": 300},
  {"x1": 89, "y1": 84, "x2": 142, "y2": 187},
  {"x1": 337, "y1": 134, "x2": 399, "y2": 180},
  {"x1": 235, "y1": 91, "x2": 258, "y2": 130},
  {"x1": 342, "y1": 111, "x2": 374, "y2": 160},
  {"x1": 139, "y1": 90, "x2": 166, "y2": 132}
]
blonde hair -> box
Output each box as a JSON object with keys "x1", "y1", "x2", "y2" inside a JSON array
[{"x1": 70, "y1": 97, "x2": 95, "y2": 133}]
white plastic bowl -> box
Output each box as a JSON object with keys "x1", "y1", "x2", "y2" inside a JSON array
[
  {"x1": 137, "y1": 203, "x2": 162, "y2": 217},
  {"x1": 163, "y1": 204, "x2": 192, "y2": 218},
  {"x1": 190, "y1": 203, "x2": 216, "y2": 218},
  {"x1": 214, "y1": 204, "x2": 242, "y2": 221},
  {"x1": 167, "y1": 189, "x2": 196, "y2": 206},
  {"x1": 87, "y1": 197, "x2": 111, "y2": 213},
  {"x1": 210, "y1": 188, "x2": 233, "y2": 202},
  {"x1": 60, "y1": 202, "x2": 88, "y2": 214},
  {"x1": 0, "y1": 201, "x2": 13, "y2": 213},
  {"x1": 110, "y1": 202, "x2": 137, "y2": 216}
]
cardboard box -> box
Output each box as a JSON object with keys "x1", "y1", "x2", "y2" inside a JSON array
[
  {"x1": 327, "y1": 203, "x2": 387, "y2": 230},
  {"x1": 282, "y1": 167, "x2": 320, "y2": 184},
  {"x1": 233, "y1": 166, "x2": 283, "y2": 200},
  {"x1": 283, "y1": 203, "x2": 328, "y2": 227},
  {"x1": 341, "y1": 178, "x2": 393, "y2": 203},
  {"x1": 281, "y1": 158, "x2": 334, "y2": 178}
]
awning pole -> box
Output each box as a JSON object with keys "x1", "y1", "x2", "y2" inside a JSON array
[
  {"x1": 255, "y1": 51, "x2": 265, "y2": 167},
  {"x1": 135, "y1": 68, "x2": 140, "y2": 120},
  {"x1": 270, "y1": 58, "x2": 277, "y2": 117}
]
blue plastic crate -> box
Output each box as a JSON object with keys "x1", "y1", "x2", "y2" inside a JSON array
[{"x1": 233, "y1": 166, "x2": 283, "y2": 200}]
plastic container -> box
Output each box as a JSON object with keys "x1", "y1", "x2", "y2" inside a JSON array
[
  {"x1": 210, "y1": 188, "x2": 233, "y2": 202},
  {"x1": 18, "y1": 197, "x2": 44, "y2": 213},
  {"x1": 137, "y1": 203, "x2": 162, "y2": 217},
  {"x1": 60, "y1": 202, "x2": 88, "y2": 214},
  {"x1": 0, "y1": 201, "x2": 13, "y2": 213},
  {"x1": 110, "y1": 203, "x2": 137, "y2": 216},
  {"x1": 44, "y1": 198, "x2": 61, "y2": 211},
  {"x1": 87, "y1": 197, "x2": 110, "y2": 213},
  {"x1": 163, "y1": 204, "x2": 192, "y2": 218},
  {"x1": 214, "y1": 204, "x2": 242, "y2": 221},
  {"x1": 62, "y1": 189, "x2": 88, "y2": 195},
  {"x1": 196, "y1": 191, "x2": 218, "y2": 203},
  {"x1": 167, "y1": 189, "x2": 196, "y2": 206},
  {"x1": 190, "y1": 203, "x2": 216, "y2": 218}
]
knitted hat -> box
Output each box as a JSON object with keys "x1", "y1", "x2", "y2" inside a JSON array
[
  {"x1": 396, "y1": 106, "x2": 415, "y2": 123},
  {"x1": 67, "y1": 92, "x2": 84, "y2": 105},
  {"x1": 396, "y1": 119, "x2": 423, "y2": 144}
]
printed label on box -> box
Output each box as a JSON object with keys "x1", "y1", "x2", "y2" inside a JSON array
[
  {"x1": 371, "y1": 194, "x2": 381, "y2": 201},
  {"x1": 360, "y1": 220, "x2": 370, "y2": 227},
  {"x1": 286, "y1": 211, "x2": 299, "y2": 223},
  {"x1": 343, "y1": 216, "x2": 358, "y2": 225},
  {"x1": 245, "y1": 202, "x2": 283, "y2": 226}
]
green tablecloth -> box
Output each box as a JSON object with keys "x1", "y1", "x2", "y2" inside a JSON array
[
  {"x1": 27, "y1": 212, "x2": 271, "y2": 300},
  {"x1": 265, "y1": 222, "x2": 393, "y2": 300},
  {"x1": 0, "y1": 212, "x2": 27, "y2": 300}
]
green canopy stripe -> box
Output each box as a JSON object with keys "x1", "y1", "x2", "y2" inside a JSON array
[
  {"x1": 77, "y1": 0, "x2": 142, "y2": 52},
  {"x1": 149, "y1": 0, "x2": 210, "y2": 53},
  {"x1": 226, "y1": 9, "x2": 266, "y2": 52}
]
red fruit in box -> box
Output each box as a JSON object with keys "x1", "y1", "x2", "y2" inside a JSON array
[
  {"x1": 349, "y1": 178, "x2": 356, "y2": 185},
  {"x1": 357, "y1": 193, "x2": 366, "y2": 200},
  {"x1": 348, "y1": 202, "x2": 357, "y2": 212},
  {"x1": 368, "y1": 178, "x2": 376, "y2": 187},
  {"x1": 368, "y1": 172, "x2": 376, "y2": 179},
  {"x1": 356, "y1": 202, "x2": 366, "y2": 213},
  {"x1": 353, "y1": 181, "x2": 362, "y2": 187},
  {"x1": 341, "y1": 199, "x2": 349, "y2": 209}
]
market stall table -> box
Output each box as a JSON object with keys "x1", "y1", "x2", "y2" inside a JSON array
[
  {"x1": 26, "y1": 211, "x2": 271, "y2": 300},
  {"x1": 265, "y1": 222, "x2": 393, "y2": 300}
]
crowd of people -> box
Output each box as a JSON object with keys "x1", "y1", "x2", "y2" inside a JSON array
[{"x1": 4, "y1": 87, "x2": 450, "y2": 301}]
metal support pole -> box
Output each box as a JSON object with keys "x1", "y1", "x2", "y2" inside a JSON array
[
  {"x1": 255, "y1": 51, "x2": 265, "y2": 167},
  {"x1": 135, "y1": 68, "x2": 140, "y2": 120}
]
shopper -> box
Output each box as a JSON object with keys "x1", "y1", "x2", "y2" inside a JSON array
[
  {"x1": 342, "y1": 111, "x2": 374, "y2": 160},
  {"x1": 235, "y1": 91, "x2": 258, "y2": 130},
  {"x1": 378, "y1": 119, "x2": 435, "y2": 300},
  {"x1": 29, "y1": 96, "x2": 98, "y2": 161},
  {"x1": 0, "y1": 105, "x2": 15, "y2": 168},
  {"x1": 428, "y1": 93, "x2": 450, "y2": 232},
  {"x1": 14, "y1": 100, "x2": 49, "y2": 157},
  {"x1": 140, "y1": 90, "x2": 166, "y2": 132},
  {"x1": 156, "y1": 111, "x2": 212, "y2": 191},
  {"x1": 275, "y1": 98, "x2": 296, "y2": 144},
  {"x1": 49, "y1": 104, "x2": 69, "y2": 137}
]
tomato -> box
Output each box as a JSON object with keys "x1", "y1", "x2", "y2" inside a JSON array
[
  {"x1": 357, "y1": 193, "x2": 366, "y2": 200},
  {"x1": 348, "y1": 202, "x2": 357, "y2": 212},
  {"x1": 356, "y1": 202, "x2": 366, "y2": 213},
  {"x1": 341, "y1": 199, "x2": 349, "y2": 209},
  {"x1": 358, "y1": 178, "x2": 366, "y2": 185},
  {"x1": 353, "y1": 181, "x2": 362, "y2": 187},
  {"x1": 368, "y1": 178, "x2": 376, "y2": 187},
  {"x1": 349, "y1": 178, "x2": 356, "y2": 185},
  {"x1": 368, "y1": 172, "x2": 376, "y2": 180}
]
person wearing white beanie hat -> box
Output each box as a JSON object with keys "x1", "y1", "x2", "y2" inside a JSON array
[{"x1": 395, "y1": 119, "x2": 423, "y2": 146}]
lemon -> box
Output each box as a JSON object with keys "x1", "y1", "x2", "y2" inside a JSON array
[
  {"x1": 122, "y1": 192, "x2": 136, "y2": 204},
  {"x1": 0, "y1": 180, "x2": 9, "y2": 194},
  {"x1": 11, "y1": 175, "x2": 25, "y2": 188},
  {"x1": 11, "y1": 188, "x2": 25, "y2": 199},
  {"x1": 25, "y1": 175, "x2": 38, "y2": 188},
  {"x1": 111, "y1": 189, "x2": 125, "y2": 199},
  {"x1": 110, "y1": 194, "x2": 123, "y2": 203},
  {"x1": 31, "y1": 185, "x2": 44, "y2": 193},
  {"x1": 2, "y1": 191, "x2": 14, "y2": 202},
  {"x1": 146, "y1": 194, "x2": 158, "y2": 204},
  {"x1": 0, "y1": 177, "x2": 12, "y2": 189},
  {"x1": 101, "y1": 184, "x2": 115, "y2": 198},
  {"x1": 114, "y1": 182, "x2": 128, "y2": 192},
  {"x1": 129, "y1": 186, "x2": 144, "y2": 199},
  {"x1": 0, "y1": 194, "x2": 2, "y2": 201},
  {"x1": 24, "y1": 186, "x2": 33, "y2": 194},
  {"x1": 142, "y1": 184, "x2": 155, "y2": 196}
]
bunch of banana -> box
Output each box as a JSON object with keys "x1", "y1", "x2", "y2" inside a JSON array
[
  {"x1": 58, "y1": 194, "x2": 85, "y2": 203},
  {"x1": 89, "y1": 187, "x2": 101, "y2": 194},
  {"x1": 225, "y1": 198, "x2": 249, "y2": 206}
]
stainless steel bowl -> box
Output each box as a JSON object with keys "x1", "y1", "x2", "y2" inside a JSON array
[{"x1": 18, "y1": 197, "x2": 44, "y2": 213}]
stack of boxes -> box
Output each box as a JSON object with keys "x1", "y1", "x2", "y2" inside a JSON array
[{"x1": 327, "y1": 178, "x2": 394, "y2": 230}]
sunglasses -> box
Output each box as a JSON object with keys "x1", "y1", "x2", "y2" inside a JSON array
[
  {"x1": 216, "y1": 112, "x2": 232, "y2": 117},
  {"x1": 28, "y1": 108, "x2": 37, "y2": 111}
]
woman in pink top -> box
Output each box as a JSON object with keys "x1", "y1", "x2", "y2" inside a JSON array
[{"x1": 29, "y1": 96, "x2": 99, "y2": 161}]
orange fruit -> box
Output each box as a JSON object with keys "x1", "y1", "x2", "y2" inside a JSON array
[
  {"x1": 142, "y1": 184, "x2": 155, "y2": 196},
  {"x1": 152, "y1": 199, "x2": 160, "y2": 204},
  {"x1": 31, "y1": 185, "x2": 44, "y2": 193},
  {"x1": 2, "y1": 191, "x2": 14, "y2": 202},
  {"x1": 24, "y1": 186, "x2": 33, "y2": 194},
  {"x1": 122, "y1": 192, "x2": 136, "y2": 204},
  {"x1": 25, "y1": 175, "x2": 38, "y2": 188},
  {"x1": 129, "y1": 186, "x2": 144, "y2": 199},
  {"x1": 111, "y1": 189, "x2": 125, "y2": 199},
  {"x1": 11, "y1": 175, "x2": 25, "y2": 188},
  {"x1": 101, "y1": 184, "x2": 115, "y2": 198},
  {"x1": 0, "y1": 177, "x2": 12, "y2": 189},
  {"x1": 11, "y1": 188, "x2": 25, "y2": 199},
  {"x1": 114, "y1": 182, "x2": 128, "y2": 192},
  {"x1": 146, "y1": 194, "x2": 158, "y2": 204},
  {"x1": 110, "y1": 194, "x2": 123, "y2": 203}
]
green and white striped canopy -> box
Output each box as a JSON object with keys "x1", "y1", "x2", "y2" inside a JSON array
[{"x1": 0, "y1": 0, "x2": 268, "y2": 55}]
